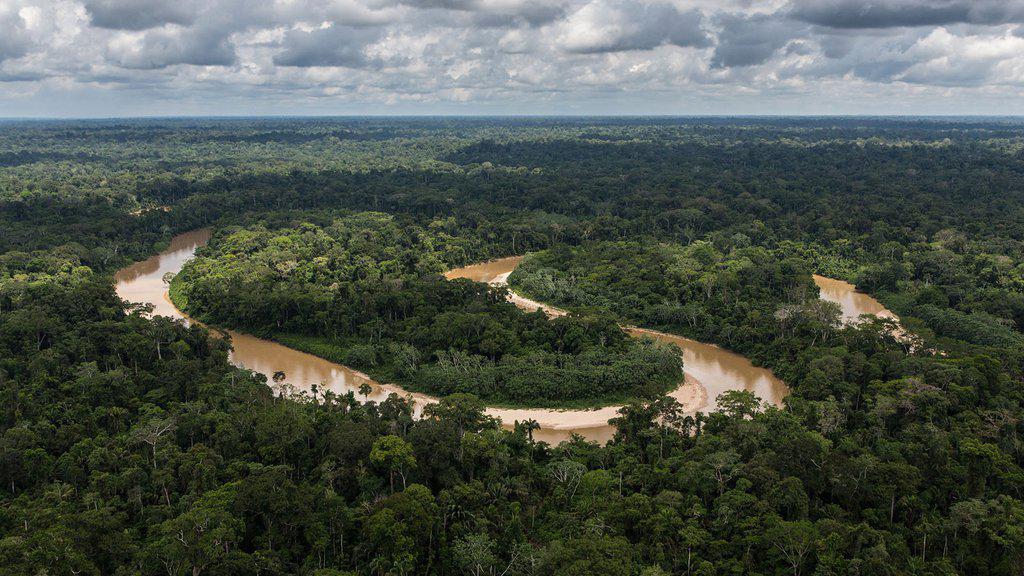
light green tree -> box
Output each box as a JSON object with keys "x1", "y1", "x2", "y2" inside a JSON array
[{"x1": 371, "y1": 435, "x2": 415, "y2": 492}]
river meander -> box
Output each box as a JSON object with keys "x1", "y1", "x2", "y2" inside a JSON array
[
  {"x1": 813, "y1": 274, "x2": 899, "y2": 324},
  {"x1": 114, "y1": 231, "x2": 896, "y2": 444}
]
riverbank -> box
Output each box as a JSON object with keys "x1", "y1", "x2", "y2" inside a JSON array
[
  {"x1": 117, "y1": 231, "x2": 712, "y2": 442},
  {"x1": 272, "y1": 332, "x2": 681, "y2": 411},
  {"x1": 122, "y1": 228, "x2": 919, "y2": 442},
  {"x1": 449, "y1": 257, "x2": 789, "y2": 415},
  {"x1": 120, "y1": 229, "x2": 924, "y2": 442}
]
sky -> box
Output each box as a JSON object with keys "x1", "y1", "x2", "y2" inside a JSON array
[{"x1": 3, "y1": 0, "x2": 1024, "y2": 117}]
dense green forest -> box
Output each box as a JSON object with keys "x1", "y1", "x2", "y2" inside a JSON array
[
  {"x1": 2, "y1": 117, "x2": 1024, "y2": 575},
  {"x1": 172, "y1": 213, "x2": 681, "y2": 406},
  {"x1": 509, "y1": 240, "x2": 824, "y2": 368}
]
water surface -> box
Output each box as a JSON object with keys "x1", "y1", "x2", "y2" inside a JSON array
[
  {"x1": 114, "y1": 230, "x2": 421, "y2": 408},
  {"x1": 813, "y1": 274, "x2": 897, "y2": 324},
  {"x1": 446, "y1": 257, "x2": 790, "y2": 442},
  {"x1": 116, "y1": 235, "x2": 793, "y2": 444}
]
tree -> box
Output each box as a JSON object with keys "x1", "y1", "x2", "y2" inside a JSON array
[
  {"x1": 131, "y1": 415, "x2": 177, "y2": 469},
  {"x1": 452, "y1": 533, "x2": 498, "y2": 576},
  {"x1": 422, "y1": 393, "x2": 492, "y2": 439},
  {"x1": 765, "y1": 518, "x2": 818, "y2": 576},
  {"x1": 678, "y1": 517, "x2": 710, "y2": 576},
  {"x1": 515, "y1": 418, "x2": 540, "y2": 443},
  {"x1": 145, "y1": 485, "x2": 245, "y2": 576},
  {"x1": 361, "y1": 508, "x2": 416, "y2": 576},
  {"x1": 716, "y1": 390, "x2": 762, "y2": 420},
  {"x1": 540, "y1": 536, "x2": 636, "y2": 576},
  {"x1": 371, "y1": 435, "x2": 416, "y2": 492},
  {"x1": 549, "y1": 459, "x2": 587, "y2": 502}
]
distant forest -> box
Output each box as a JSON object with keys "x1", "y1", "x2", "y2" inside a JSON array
[{"x1": 2, "y1": 117, "x2": 1024, "y2": 575}]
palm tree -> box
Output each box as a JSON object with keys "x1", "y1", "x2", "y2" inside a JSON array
[{"x1": 514, "y1": 419, "x2": 541, "y2": 443}]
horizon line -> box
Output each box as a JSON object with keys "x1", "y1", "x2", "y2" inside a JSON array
[{"x1": 3, "y1": 113, "x2": 1024, "y2": 121}]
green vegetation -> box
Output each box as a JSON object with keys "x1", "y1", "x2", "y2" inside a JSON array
[
  {"x1": 172, "y1": 213, "x2": 682, "y2": 406},
  {"x1": 509, "y1": 240, "x2": 819, "y2": 368},
  {"x1": 2, "y1": 117, "x2": 1024, "y2": 575}
]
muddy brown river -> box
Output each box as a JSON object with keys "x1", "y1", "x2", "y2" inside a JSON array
[
  {"x1": 114, "y1": 232, "x2": 894, "y2": 444},
  {"x1": 114, "y1": 229, "x2": 435, "y2": 413},
  {"x1": 813, "y1": 274, "x2": 899, "y2": 324},
  {"x1": 444, "y1": 257, "x2": 792, "y2": 441}
]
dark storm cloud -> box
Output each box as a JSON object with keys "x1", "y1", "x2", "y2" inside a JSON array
[
  {"x1": 473, "y1": 6, "x2": 567, "y2": 28},
  {"x1": 397, "y1": 0, "x2": 487, "y2": 9},
  {"x1": 643, "y1": 6, "x2": 711, "y2": 50},
  {"x1": 84, "y1": 0, "x2": 200, "y2": 30},
  {"x1": 712, "y1": 13, "x2": 798, "y2": 68},
  {"x1": 816, "y1": 33, "x2": 855, "y2": 59},
  {"x1": 788, "y1": 0, "x2": 1024, "y2": 29},
  {"x1": 0, "y1": 36, "x2": 30, "y2": 64},
  {"x1": 273, "y1": 26, "x2": 384, "y2": 68}
]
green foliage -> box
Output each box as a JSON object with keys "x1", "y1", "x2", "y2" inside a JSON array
[
  {"x1": 370, "y1": 436, "x2": 416, "y2": 492},
  {"x1": 174, "y1": 214, "x2": 682, "y2": 406},
  {"x1": 2, "y1": 117, "x2": 1024, "y2": 576},
  {"x1": 509, "y1": 240, "x2": 819, "y2": 367}
]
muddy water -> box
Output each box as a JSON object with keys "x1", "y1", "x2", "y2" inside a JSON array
[
  {"x1": 113, "y1": 233, "x2": 648, "y2": 442},
  {"x1": 812, "y1": 275, "x2": 898, "y2": 325},
  {"x1": 446, "y1": 257, "x2": 520, "y2": 284},
  {"x1": 114, "y1": 229, "x2": 213, "y2": 319},
  {"x1": 446, "y1": 257, "x2": 790, "y2": 443},
  {"x1": 115, "y1": 234, "x2": 789, "y2": 445},
  {"x1": 114, "y1": 230, "x2": 423, "y2": 409}
]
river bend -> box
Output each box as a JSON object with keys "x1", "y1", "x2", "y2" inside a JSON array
[{"x1": 115, "y1": 232, "x2": 896, "y2": 443}]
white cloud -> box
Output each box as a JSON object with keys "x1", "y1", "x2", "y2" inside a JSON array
[
  {"x1": 898, "y1": 27, "x2": 1024, "y2": 86},
  {"x1": 0, "y1": 3, "x2": 36, "y2": 62},
  {"x1": 556, "y1": 0, "x2": 709, "y2": 53},
  {"x1": 2, "y1": 0, "x2": 1024, "y2": 115}
]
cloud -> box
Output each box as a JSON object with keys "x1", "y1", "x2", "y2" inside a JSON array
[
  {"x1": 105, "y1": 26, "x2": 237, "y2": 69},
  {"x1": 84, "y1": 0, "x2": 200, "y2": 30},
  {"x1": 0, "y1": 5, "x2": 33, "y2": 62},
  {"x1": 712, "y1": 13, "x2": 798, "y2": 68},
  {"x1": 4, "y1": 0, "x2": 1024, "y2": 115},
  {"x1": 897, "y1": 27, "x2": 1024, "y2": 86},
  {"x1": 497, "y1": 28, "x2": 535, "y2": 53},
  {"x1": 557, "y1": 0, "x2": 710, "y2": 53},
  {"x1": 273, "y1": 25, "x2": 384, "y2": 68},
  {"x1": 326, "y1": 1, "x2": 405, "y2": 26},
  {"x1": 0, "y1": 69, "x2": 46, "y2": 82},
  {"x1": 788, "y1": 0, "x2": 1024, "y2": 29},
  {"x1": 395, "y1": 0, "x2": 566, "y2": 26},
  {"x1": 766, "y1": 23, "x2": 1024, "y2": 88}
]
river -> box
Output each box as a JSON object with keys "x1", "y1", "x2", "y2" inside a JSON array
[
  {"x1": 114, "y1": 229, "x2": 440, "y2": 411},
  {"x1": 813, "y1": 274, "x2": 899, "y2": 324},
  {"x1": 114, "y1": 232, "x2": 895, "y2": 444},
  {"x1": 444, "y1": 257, "x2": 793, "y2": 442}
]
